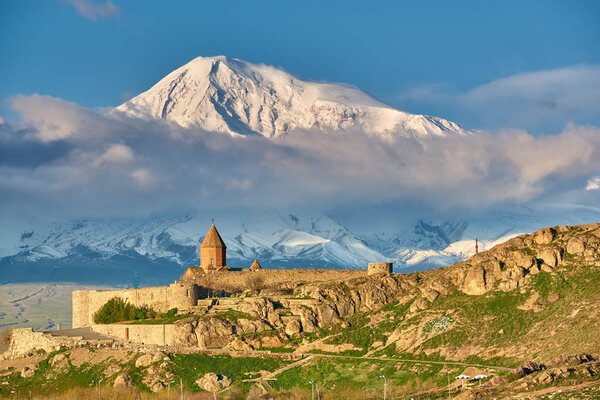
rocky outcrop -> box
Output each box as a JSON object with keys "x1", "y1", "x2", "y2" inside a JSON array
[
  {"x1": 159, "y1": 223, "x2": 600, "y2": 351},
  {"x1": 196, "y1": 372, "x2": 232, "y2": 392},
  {"x1": 113, "y1": 373, "x2": 134, "y2": 388},
  {"x1": 135, "y1": 352, "x2": 164, "y2": 368}
]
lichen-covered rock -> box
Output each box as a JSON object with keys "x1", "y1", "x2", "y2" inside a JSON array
[
  {"x1": 461, "y1": 265, "x2": 487, "y2": 295},
  {"x1": 533, "y1": 228, "x2": 556, "y2": 245},
  {"x1": 192, "y1": 318, "x2": 235, "y2": 348},
  {"x1": 196, "y1": 372, "x2": 232, "y2": 392},
  {"x1": 226, "y1": 337, "x2": 253, "y2": 351},
  {"x1": 49, "y1": 353, "x2": 66, "y2": 367},
  {"x1": 284, "y1": 318, "x2": 302, "y2": 336},
  {"x1": 537, "y1": 247, "x2": 563, "y2": 267},
  {"x1": 135, "y1": 352, "x2": 163, "y2": 368},
  {"x1": 113, "y1": 373, "x2": 134, "y2": 388},
  {"x1": 514, "y1": 361, "x2": 544, "y2": 378},
  {"x1": 567, "y1": 237, "x2": 586, "y2": 254},
  {"x1": 20, "y1": 366, "x2": 35, "y2": 378}
]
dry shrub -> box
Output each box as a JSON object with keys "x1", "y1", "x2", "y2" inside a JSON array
[{"x1": 31, "y1": 386, "x2": 183, "y2": 400}]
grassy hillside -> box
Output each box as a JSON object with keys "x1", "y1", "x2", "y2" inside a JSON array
[{"x1": 1, "y1": 223, "x2": 599, "y2": 399}]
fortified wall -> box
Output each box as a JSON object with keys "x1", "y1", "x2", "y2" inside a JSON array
[
  {"x1": 185, "y1": 268, "x2": 367, "y2": 293},
  {"x1": 72, "y1": 282, "x2": 200, "y2": 328}
]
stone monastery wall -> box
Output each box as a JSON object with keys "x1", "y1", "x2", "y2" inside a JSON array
[
  {"x1": 92, "y1": 324, "x2": 178, "y2": 346},
  {"x1": 72, "y1": 282, "x2": 200, "y2": 328},
  {"x1": 190, "y1": 268, "x2": 367, "y2": 293}
]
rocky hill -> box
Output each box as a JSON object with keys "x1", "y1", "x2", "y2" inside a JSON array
[
  {"x1": 1, "y1": 222, "x2": 599, "y2": 399},
  {"x1": 155, "y1": 223, "x2": 599, "y2": 363}
]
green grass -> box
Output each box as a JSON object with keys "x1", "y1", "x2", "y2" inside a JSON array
[
  {"x1": 0, "y1": 349, "x2": 110, "y2": 398},
  {"x1": 213, "y1": 308, "x2": 256, "y2": 323},
  {"x1": 273, "y1": 357, "x2": 462, "y2": 397},
  {"x1": 255, "y1": 346, "x2": 295, "y2": 353},
  {"x1": 126, "y1": 313, "x2": 194, "y2": 325},
  {"x1": 167, "y1": 353, "x2": 287, "y2": 394}
]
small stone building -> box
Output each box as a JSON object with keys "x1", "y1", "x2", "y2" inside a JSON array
[
  {"x1": 249, "y1": 258, "x2": 262, "y2": 271},
  {"x1": 367, "y1": 262, "x2": 393, "y2": 275}
]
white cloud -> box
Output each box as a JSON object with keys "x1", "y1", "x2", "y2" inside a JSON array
[
  {"x1": 130, "y1": 168, "x2": 153, "y2": 187},
  {"x1": 94, "y1": 144, "x2": 134, "y2": 166},
  {"x1": 11, "y1": 94, "x2": 114, "y2": 142},
  {"x1": 397, "y1": 65, "x2": 600, "y2": 132},
  {"x1": 586, "y1": 177, "x2": 600, "y2": 191},
  {"x1": 64, "y1": 0, "x2": 120, "y2": 20},
  {"x1": 2, "y1": 94, "x2": 600, "y2": 216}
]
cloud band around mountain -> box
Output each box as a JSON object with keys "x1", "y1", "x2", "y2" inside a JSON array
[{"x1": 2, "y1": 94, "x2": 599, "y2": 217}]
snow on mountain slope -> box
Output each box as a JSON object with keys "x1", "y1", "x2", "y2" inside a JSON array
[
  {"x1": 1, "y1": 204, "x2": 599, "y2": 286},
  {"x1": 113, "y1": 56, "x2": 467, "y2": 138}
]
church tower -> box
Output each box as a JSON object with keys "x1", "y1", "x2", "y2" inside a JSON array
[{"x1": 200, "y1": 224, "x2": 227, "y2": 270}]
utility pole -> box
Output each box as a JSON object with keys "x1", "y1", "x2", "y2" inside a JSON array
[
  {"x1": 475, "y1": 238, "x2": 479, "y2": 254},
  {"x1": 97, "y1": 378, "x2": 103, "y2": 400},
  {"x1": 180, "y1": 378, "x2": 183, "y2": 400},
  {"x1": 309, "y1": 379, "x2": 315, "y2": 400},
  {"x1": 445, "y1": 368, "x2": 450, "y2": 399},
  {"x1": 379, "y1": 375, "x2": 387, "y2": 400}
]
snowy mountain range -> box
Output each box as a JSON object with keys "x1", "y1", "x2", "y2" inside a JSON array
[
  {"x1": 113, "y1": 56, "x2": 467, "y2": 138},
  {"x1": 2, "y1": 56, "x2": 598, "y2": 288},
  {"x1": 2, "y1": 205, "x2": 599, "y2": 287}
]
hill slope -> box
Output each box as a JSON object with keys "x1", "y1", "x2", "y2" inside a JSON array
[{"x1": 1, "y1": 223, "x2": 599, "y2": 399}]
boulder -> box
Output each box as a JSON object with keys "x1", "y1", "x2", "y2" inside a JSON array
[
  {"x1": 227, "y1": 337, "x2": 253, "y2": 351},
  {"x1": 533, "y1": 228, "x2": 556, "y2": 245},
  {"x1": 113, "y1": 373, "x2": 134, "y2": 388},
  {"x1": 135, "y1": 352, "x2": 164, "y2": 368},
  {"x1": 284, "y1": 318, "x2": 303, "y2": 336},
  {"x1": 149, "y1": 381, "x2": 165, "y2": 392},
  {"x1": 537, "y1": 248, "x2": 562, "y2": 268},
  {"x1": 409, "y1": 297, "x2": 429, "y2": 312},
  {"x1": 196, "y1": 372, "x2": 232, "y2": 392},
  {"x1": 567, "y1": 238, "x2": 586, "y2": 254},
  {"x1": 514, "y1": 361, "x2": 544, "y2": 378},
  {"x1": 461, "y1": 265, "x2": 487, "y2": 295},
  {"x1": 514, "y1": 253, "x2": 536, "y2": 270},
  {"x1": 49, "y1": 353, "x2": 66, "y2": 367},
  {"x1": 20, "y1": 366, "x2": 35, "y2": 378}
]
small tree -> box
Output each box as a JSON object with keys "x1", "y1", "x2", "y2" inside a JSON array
[{"x1": 93, "y1": 297, "x2": 157, "y2": 324}]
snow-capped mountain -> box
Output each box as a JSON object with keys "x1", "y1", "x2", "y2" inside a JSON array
[
  {"x1": 113, "y1": 56, "x2": 467, "y2": 138},
  {"x1": 2, "y1": 204, "x2": 598, "y2": 286}
]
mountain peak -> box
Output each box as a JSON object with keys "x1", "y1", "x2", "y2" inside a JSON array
[{"x1": 114, "y1": 56, "x2": 467, "y2": 138}]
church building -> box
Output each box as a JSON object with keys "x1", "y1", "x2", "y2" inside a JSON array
[{"x1": 199, "y1": 223, "x2": 228, "y2": 272}]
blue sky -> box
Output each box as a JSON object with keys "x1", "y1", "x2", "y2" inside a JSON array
[
  {"x1": 1, "y1": 0, "x2": 599, "y2": 132},
  {"x1": 1, "y1": 0, "x2": 600, "y2": 220}
]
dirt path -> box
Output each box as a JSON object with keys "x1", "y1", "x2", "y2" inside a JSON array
[
  {"x1": 242, "y1": 355, "x2": 314, "y2": 393},
  {"x1": 312, "y1": 352, "x2": 513, "y2": 371},
  {"x1": 45, "y1": 327, "x2": 115, "y2": 340}
]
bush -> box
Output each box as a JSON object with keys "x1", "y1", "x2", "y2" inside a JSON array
[
  {"x1": 163, "y1": 308, "x2": 178, "y2": 318},
  {"x1": 93, "y1": 297, "x2": 157, "y2": 324}
]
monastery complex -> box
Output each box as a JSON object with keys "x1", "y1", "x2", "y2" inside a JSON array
[{"x1": 68, "y1": 224, "x2": 392, "y2": 345}]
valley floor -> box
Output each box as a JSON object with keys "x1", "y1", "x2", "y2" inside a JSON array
[{"x1": 0, "y1": 283, "x2": 116, "y2": 333}]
